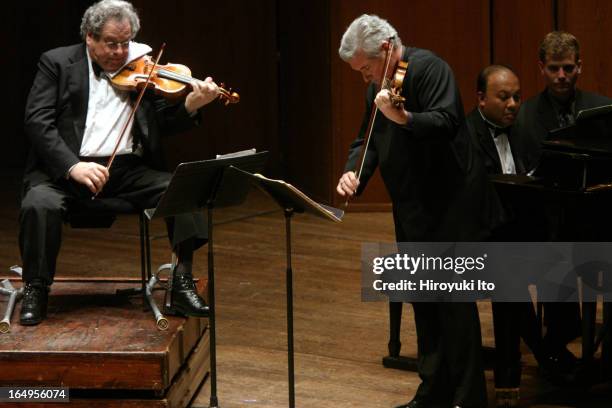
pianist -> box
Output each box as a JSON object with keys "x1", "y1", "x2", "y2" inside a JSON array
[
  {"x1": 513, "y1": 31, "x2": 612, "y2": 380},
  {"x1": 515, "y1": 31, "x2": 612, "y2": 171},
  {"x1": 461, "y1": 64, "x2": 546, "y2": 407}
]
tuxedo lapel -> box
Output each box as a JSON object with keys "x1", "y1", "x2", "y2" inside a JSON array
[
  {"x1": 536, "y1": 92, "x2": 560, "y2": 136},
  {"x1": 508, "y1": 132, "x2": 526, "y2": 174},
  {"x1": 66, "y1": 46, "x2": 89, "y2": 146},
  {"x1": 134, "y1": 97, "x2": 150, "y2": 145},
  {"x1": 474, "y1": 113, "x2": 502, "y2": 173},
  {"x1": 574, "y1": 89, "x2": 587, "y2": 111}
]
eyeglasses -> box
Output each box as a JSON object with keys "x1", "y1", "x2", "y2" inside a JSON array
[{"x1": 103, "y1": 40, "x2": 130, "y2": 51}]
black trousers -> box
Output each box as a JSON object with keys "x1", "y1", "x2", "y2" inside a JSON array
[
  {"x1": 411, "y1": 302, "x2": 487, "y2": 407},
  {"x1": 19, "y1": 155, "x2": 207, "y2": 284},
  {"x1": 491, "y1": 301, "x2": 543, "y2": 388},
  {"x1": 392, "y1": 212, "x2": 487, "y2": 407}
]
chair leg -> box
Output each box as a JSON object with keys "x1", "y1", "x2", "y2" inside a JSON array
[
  {"x1": 139, "y1": 212, "x2": 148, "y2": 309},
  {"x1": 536, "y1": 301, "x2": 544, "y2": 338},
  {"x1": 388, "y1": 301, "x2": 403, "y2": 357},
  {"x1": 137, "y1": 211, "x2": 171, "y2": 330},
  {"x1": 603, "y1": 301, "x2": 612, "y2": 378},
  {"x1": 0, "y1": 280, "x2": 23, "y2": 334},
  {"x1": 582, "y1": 301, "x2": 597, "y2": 364},
  {"x1": 144, "y1": 214, "x2": 152, "y2": 281}
]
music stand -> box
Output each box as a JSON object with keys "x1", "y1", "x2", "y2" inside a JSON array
[
  {"x1": 146, "y1": 151, "x2": 268, "y2": 408},
  {"x1": 546, "y1": 104, "x2": 612, "y2": 155},
  {"x1": 228, "y1": 167, "x2": 343, "y2": 408}
]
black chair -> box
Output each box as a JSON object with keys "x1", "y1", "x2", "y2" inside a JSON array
[
  {"x1": 1, "y1": 198, "x2": 172, "y2": 332},
  {"x1": 67, "y1": 197, "x2": 172, "y2": 330}
]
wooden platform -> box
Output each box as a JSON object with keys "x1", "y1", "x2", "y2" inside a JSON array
[
  {"x1": 2, "y1": 174, "x2": 612, "y2": 407},
  {"x1": 0, "y1": 282, "x2": 209, "y2": 407}
]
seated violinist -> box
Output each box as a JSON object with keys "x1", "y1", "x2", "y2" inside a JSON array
[{"x1": 19, "y1": 0, "x2": 219, "y2": 325}]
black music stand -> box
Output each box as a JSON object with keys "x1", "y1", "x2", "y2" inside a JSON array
[
  {"x1": 228, "y1": 167, "x2": 343, "y2": 408},
  {"x1": 146, "y1": 151, "x2": 268, "y2": 408}
]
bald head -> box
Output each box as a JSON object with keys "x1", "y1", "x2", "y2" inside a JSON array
[{"x1": 477, "y1": 65, "x2": 521, "y2": 127}]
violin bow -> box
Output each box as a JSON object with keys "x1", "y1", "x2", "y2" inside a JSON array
[
  {"x1": 105, "y1": 43, "x2": 166, "y2": 171},
  {"x1": 92, "y1": 43, "x2": 166, "y2": 199},
  {"x1": 345, "y1": 36, "x2": 396, "y2": 207}
]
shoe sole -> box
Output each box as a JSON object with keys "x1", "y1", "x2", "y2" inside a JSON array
[
  {"x1": 20, "y1": 317, "x2": 43, "y2": 326},
  {"x1": 165, "y1": 304, "x2": 210, "y2": 318}
]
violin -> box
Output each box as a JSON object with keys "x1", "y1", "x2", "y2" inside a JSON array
[
  {"x1": 384, "y1": 60, "x2": 408, "y2": 108},
  {"x1": 111, "y1": 55, "x2": 240, "y2": 105},
  {"x1": 100, "y1": 44, "x2": 238, "y2": 185}
]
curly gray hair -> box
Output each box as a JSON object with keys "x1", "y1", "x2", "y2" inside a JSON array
[
  {"x1": 80, "y1": 0, "x2": 140, "y2": 40},
  {"x1": 339, "y1": 14, "x2": 401, "y2": 61}
]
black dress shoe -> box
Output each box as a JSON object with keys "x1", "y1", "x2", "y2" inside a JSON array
[
  {"x1": 537, "y1": 347, "x2": 578, "y2": 384},
  {"x1": 166, "y1": 273, "x2": 209, "y2": 317},
  {"x1": 19, "y1": 283, "x2": 49, "y2": 326}
]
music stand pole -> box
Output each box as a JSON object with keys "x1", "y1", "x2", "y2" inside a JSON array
[
  {"x1": 284, "y1": 208, "x2": 296, "y2": 408},
  {"x1": 227, "y1": 167, "x2": 343, "y2": 407},
  {"x1": 208, "y1": 200, "x2": 219, "y2": 408}
]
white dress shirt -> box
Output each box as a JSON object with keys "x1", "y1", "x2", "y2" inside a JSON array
[
  {"x1": 490, "y1": 129, "x2": 516, "y2": 175},
  {"x1": 478, "y1": 109, "x2": 516, "y2": 175},
  {"x1": 80, "y1": 42, "x2": 152, "y2": 158}
]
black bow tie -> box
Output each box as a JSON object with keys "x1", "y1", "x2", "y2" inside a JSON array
[{"x1": 489, "y1": 126, "x2": 509, "y2": 138}]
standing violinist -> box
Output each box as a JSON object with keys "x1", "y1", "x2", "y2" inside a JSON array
[
  {"x1": 337, "y1": 14, "x2": 499, "y2": 408},
  {"x1": 19, "y1": 0, "x2": 219, "y2": 325}
]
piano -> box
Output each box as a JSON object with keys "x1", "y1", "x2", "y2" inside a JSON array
[
  {"x1": 384, "y1": 105, "x2": 612, "y2": 383},
  {"x1": 490, "y1": 105, "x2": 612, "y2": 382}
]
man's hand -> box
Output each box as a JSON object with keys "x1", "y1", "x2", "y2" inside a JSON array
[
  {"x1": 336, "y1": 171, "x2": 360, "y2": 197},
  {"x1": 185, "y1": 77, "x2": 220, "y2": 114},
  {"x1": 374, "y1": 89, "x2": 410, "y2": 125},
  {"x1": 69, "y1": 162, "x2": 109, "y2": 194}
]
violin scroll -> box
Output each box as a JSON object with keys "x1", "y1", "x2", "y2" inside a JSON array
[{"x1": 218, "y1": 82, "x2": 240, "y2": 105}]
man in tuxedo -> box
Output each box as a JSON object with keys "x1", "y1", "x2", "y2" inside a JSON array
[
  {"x1": 468, "y1": 65, "x2": 524, "y2": 175},
  {"x1": 463, "y1": 65, "x2": 546, "y2": 407},
  {"x1": 337, "y1": 14, "x2": 498, "y2": 408},
  {"x1": 20, "y1": 0, "x2": 219, "y2": 325},
  {"x1": 514, "y1": 31, "x2": 612, "y2": 374}
]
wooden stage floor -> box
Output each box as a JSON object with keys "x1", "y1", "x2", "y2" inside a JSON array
[{"x1": 0, "y1": 170, "x2": 610, "y2": 407}]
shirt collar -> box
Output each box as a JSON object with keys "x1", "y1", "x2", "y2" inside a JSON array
[{"x1": 478, "y1": 108, "x2": 509, "y2": 137}]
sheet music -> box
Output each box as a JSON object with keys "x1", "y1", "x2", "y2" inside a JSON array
[
  {"x1": 251, "y1": 173, "x2": 344, "y2": 222},
  {"x1": 576, "y1": 104, "x2": 612, "y2": 121},
  {"x1": 216, "y1": 148, "x2": 257, "y2": 159}
]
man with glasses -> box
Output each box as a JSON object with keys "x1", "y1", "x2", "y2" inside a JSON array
[
  {"x1": 514, "y1": 31, "x2": 612, "y2": 379},
  {"x1": 20, "y1": 0, "x2": 219, "y2": 325}
]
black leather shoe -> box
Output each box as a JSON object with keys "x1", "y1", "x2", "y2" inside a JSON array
[
  {"x1": 167, "y1": 273, "x2": 209, "y2": 317},
  {"x1": 537, "y1": 347, "x2": 578, "y2": 384},
  {"x1": 19, "y1": 283, "x2": 49, "y2": 326}
]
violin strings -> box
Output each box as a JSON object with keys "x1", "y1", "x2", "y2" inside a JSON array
[{"x1": 156, "y1": 69, "x2": 232, "y2": 96}]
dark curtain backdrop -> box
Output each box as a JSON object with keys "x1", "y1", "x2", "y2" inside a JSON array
[{"x1": 5, "y1": 1, "x2": 612, "y2": 209}]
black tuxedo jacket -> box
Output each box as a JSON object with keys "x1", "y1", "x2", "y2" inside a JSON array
[
  {"x1": 344, "y1": 47, "x2": 501, "y2": 241},
  {"x1": 23, "y1": 43, "x2": 198, "y2": 189},
  {"x1": 514, "y1": 89, "x2": 612, "y2": 171},
  {"x1": 465, "y1": 108, "x2": 526, "y2": 175}
]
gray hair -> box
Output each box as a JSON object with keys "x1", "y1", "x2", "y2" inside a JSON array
[
  {"x1": 339, "y1": 14, "x2": 401, "y2": 61},
  {"x1": 80, "y1": 0, "x2": 140, "y2": 40}
]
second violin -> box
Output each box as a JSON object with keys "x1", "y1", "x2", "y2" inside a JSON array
[{"x1": 111, "y1": 55, "x2": 240, "y2": 105}]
